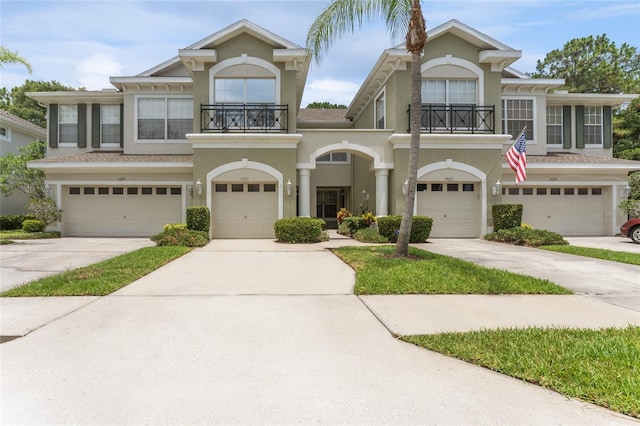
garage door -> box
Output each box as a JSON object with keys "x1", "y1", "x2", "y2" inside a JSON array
[
  {"x1": 502, "y1": 186, "x2": 604, "y2": 236},
  {"x1": 64, "y1": 185, "x2": 183, "y2": 237},
  {"x1": 417, "y1": 182, "x2": 480, "y2": 238},
  {"x1": 212, "y1": 182, "x2": 278, "y2": 238}
]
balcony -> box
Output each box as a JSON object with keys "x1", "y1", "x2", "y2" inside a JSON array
[
  {"x1": 408, "y1": 104, "x2": 495, "y2": 134},
  {"x1": 201, "y1": 104, "x2": 288, "y2": 133}
]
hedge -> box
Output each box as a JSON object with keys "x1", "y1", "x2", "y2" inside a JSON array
[
  {"x1": 377, "y1": 215, "x2": 433, "y2": 243},
  {"x1": 22, "y1": 219, "x2": 46, "y2": 233},
  {"x1": 274, "y1": 217, "x2": 326, "y2": 243},
  {"x1": 0, "y1": 214, "x2": 36, "y2": 230},
  {"x1": 186, "y1": 206, "x2": 210, "y2": 233},
  {"x1": 492, "y1": 204, "x2": 523, "y2": 231}
]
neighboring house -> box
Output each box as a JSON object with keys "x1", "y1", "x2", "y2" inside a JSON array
[
  {"x1": 0, "y1": 110, "x2": 46, "y2": 215},
  {"x1": 27, "y1": 19, "x2": 640, "y2": 238}
]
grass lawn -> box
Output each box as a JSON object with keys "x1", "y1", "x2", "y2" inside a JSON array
[
  {"x1": 402, "y1": 326, "x2": 640, "y2": 419},
  {"x1": 332, "y1": 245, "x2": 570, "y2": 295},
  {"x1": 1, "y1": 246, "x2": 191, "y2": 297},
  {"x1": 541, "y1": 245, "x2": 640, "y2": 266},
  {"x1": 0, "y1": 229, "x2": 61, "y2": 240}
]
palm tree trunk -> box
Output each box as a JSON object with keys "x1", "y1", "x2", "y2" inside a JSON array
[
  {"x1": 394, "y1": 0, "x2": 425, "y2": 257},
  {"x1": 394, "y1": 50, "x2": 422, "y2": 256}
]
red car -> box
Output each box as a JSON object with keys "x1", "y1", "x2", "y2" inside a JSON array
[{"x1": 620, "y1": 218, "x2": 640, "y2": 244}]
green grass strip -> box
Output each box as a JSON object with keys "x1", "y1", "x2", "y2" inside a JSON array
[
  {"x1": 0, "y1": 230, "x2": 61, "y2": 240},
  {"x1": 541, "y1": 245, "x2": 640, "y2": 266},
  {"x1": 332, "y1": 246, "x2": 570, "y2": 295},
  {"x1": 1, "y1": 246, "x2": 191, "y2": 297},
  {"x1": 402, "y1": 326, "x2": 640, "y2": 419}
]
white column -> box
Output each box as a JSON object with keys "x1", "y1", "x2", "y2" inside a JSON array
[
  {"x1": 375, "y1": 169, "x2": 389, "y2": 216},
  {"x1": 298, "y1": 168, "x2": 311, "y2": 217}
]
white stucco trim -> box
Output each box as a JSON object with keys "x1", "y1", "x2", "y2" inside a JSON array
[
  {"x1": 205, "y1": 160, "x2": 284, "y2": 225},
  {"x1": 209, "y1": 56, "x2": 281, "y2": 104},
  {"x1": 298, "y1": 142, "x2": 393, "y2": 170},
  {"x1": 421, "y1": 56, "x2": 485, "y2": 106},
  {"x1": 418, "y1": 160, "x2": 488, "y2": 236}
]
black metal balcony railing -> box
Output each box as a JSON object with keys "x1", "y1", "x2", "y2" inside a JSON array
[
  {"x1": 408, "y1": 104, "x2": 495, "y2": 134},
  {"x1": 201, "y1": 104, "x2": 288, "y2": 133}
]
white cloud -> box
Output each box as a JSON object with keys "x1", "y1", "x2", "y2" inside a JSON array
[
  {"x1": 302, "y1": 79, "x2": 360, "y2": 107},
  {"x1": 75, "y1": 54, "x2": 123, "y2": 90}
]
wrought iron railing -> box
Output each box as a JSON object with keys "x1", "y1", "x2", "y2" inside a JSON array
[
  {"x1": 201, "y1": 104, "x2": 288, "y2": 133},
  {"x1": 408, "y1": 104, "x2": 495, "y2": 134}
]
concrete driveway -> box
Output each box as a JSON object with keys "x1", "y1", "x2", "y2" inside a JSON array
[
  {"x1": 2, "y1": 236, "x2": 639, "y2": 424},
  {"x1": 0, "y1": 237, "x2": 154, "y2": 292}
]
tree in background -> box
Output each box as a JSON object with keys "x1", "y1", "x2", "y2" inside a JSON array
[
  {"x1": 306, "y1": 101, "x2": 348, "y2": 109},
  {"x1": 0, "y1": 80, "x2": 80, "y2": 128},
  {"x1": 307, "y1": 0, "x2": 426, "y2": 257},
  {"x1": 614, "y1": 97, "x2": 640, "y2": 159},
  {"x1": 0, "y1": 140, "x2": 46, "y2": 201},
  {"x1": 0, "y1": 46, "x2": 32, "y2": 73},
  {"x1": 532, "y1": 34, "x2": 640, "y2": 94}
]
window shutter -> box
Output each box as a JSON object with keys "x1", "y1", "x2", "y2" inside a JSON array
[
  {"x1": 49, "y1": 104, "x2": 58, "y2": 147},
  {"x1": 119, "y1": 104, "x2": 124, "y2": 148},
  {"x1": 562, "y1": 106, "x2": 572, "y2": 149},
  {"x1": 92, "y1": 104, "x2": 100, "y2": 148},
  {"x1": 603, "y1": 106, "x2": 612, "y2": 148},
  {"x1": 575, "y1": 106, "x2": 584, "y2": 148},
  {"x1": 77, "y1": 104, "x2": 87, "y2": 147}
]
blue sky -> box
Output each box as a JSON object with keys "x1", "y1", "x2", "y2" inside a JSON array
[{"x1": 1, "y1": 0, "x2": 639, "y2": 106}]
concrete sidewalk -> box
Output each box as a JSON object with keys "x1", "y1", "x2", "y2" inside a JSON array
[{"x1": 2, "y1": 236, "x2": 640, "y2": 424}]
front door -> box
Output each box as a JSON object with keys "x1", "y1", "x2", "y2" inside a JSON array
[{"x1": 316, "y1": 187, "x2": 346, "y2": 229}]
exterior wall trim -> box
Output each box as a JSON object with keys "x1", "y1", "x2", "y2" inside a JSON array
[
  {"x1": 417, "y1": 160, "x2": 488, "y2": 236},
  {"x1": 205, "y1": 160, "x2": 284, "y2": 228},
  {"x1": 208, "y1": 55, "x2": 282, "y2": 104},
  {"x1": 297, "y1": 142, "x2": 394, "y2": 170}
]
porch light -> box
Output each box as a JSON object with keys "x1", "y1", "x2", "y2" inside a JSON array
[
  {"x1": 362, "y1": 189, "x2": 369, "y2": 201},
  {"x1": 402, "y1": 179, "x2": 409, "y2": 196},
  {"x1": 195, "y1": 179, "x2": 203, "y2": 196},
  {"x1": 44, "y1": 184, "x2": 51, "y2": 197},
  {"x1": 621, "y1": 185, "x2": 632, "y2": 198},
  {"x1": 492, "y1": 180, "x2": 502, "y2": 196},
  {"x1": 188, "y1": 185, "x2": 193, "y2": 198},
  {"x1": 286, "y1": 179, "x2": 292, "y2": 196}
]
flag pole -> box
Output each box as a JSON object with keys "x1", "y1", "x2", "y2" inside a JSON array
[{"x1": 513, "y1": 125, "x2": 527, "y2": 143}]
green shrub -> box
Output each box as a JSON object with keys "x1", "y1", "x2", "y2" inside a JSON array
[
  {"x1": 0, "y1": 214, "x2": 35, "y2": 230},
  {"x1": 22, "y1": 219, "x2": 46, "y2": 233},
  {"x1": 341, "y1": 216, "x2": 368, "y2": 236},
  {"x1": 353, "y1": 228, "x2": 389, "y2": 243},
  {"x1": 274, "y1": 217, "x2": 326, "y2": 243},
  {"x1": 492, "y1": 204, "x2": 523, "y2": 231},
  {"x1": 337, "y1": 221, "x2": 351, "y2": 236},
  {"x1": 377, "y1": 215, "x2": 433, "y2": 243},
  {"x1": 484, "y1": 226, "x2": 567, "y2": 247},
  {"x1": 163, "y1": 223, "x2": 187, "y2": 232},
  {"x1": 186, "y1": 206, "x2": 210, "y2": 232},
  {"x1": 150, "y1": 228, "x2": 209, "y2": 247}
]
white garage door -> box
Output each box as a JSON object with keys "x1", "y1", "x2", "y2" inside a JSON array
[
  {"x1": 212, "y1": 182, "x2": 278, "y2": 239},
  {"x1": 502, "y1": 186, "x2": 604, "y2": 236},
  {"x1": 64, "y1": 185, "x2": 183, "y2": 237},
  {"x1": 417, "y1": 182, "x2": 480, "y2": 238}
]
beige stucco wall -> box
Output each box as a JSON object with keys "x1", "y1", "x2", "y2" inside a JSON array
[{"x1": 192, "y1": 146, "x2": 297, "y2": 216}]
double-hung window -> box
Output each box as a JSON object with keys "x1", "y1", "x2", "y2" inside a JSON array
[
  {"x1": 546, "y1": 106, "x2": 563, "y2": 145},
  {"x1": 100, "y1": 105, "x2": 121, "y2": 146},
  {"x1": 0, "y1": 126, "x2": 9, "y2": 141},
  {"x1": 422, "y1": 79, "x2": 477, "y2": 129},
  {"x1": 502, "y1": 98, "x2": 534, "y2": 140},
  {"x1": 59, "y1": 105, "x2": 78, "y2": 144},
  {"x1": 584, "y1": 106, "x2": 603, "y2": 145},
  {"x1": 213, "y1": 78, "x2": 276, "y2": 129},
  {"x1": 137, "y1": 97, "x2": 193, "y2": 141}
]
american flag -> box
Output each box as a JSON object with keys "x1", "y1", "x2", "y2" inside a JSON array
[{"x1": 506, "y1": 128, "x2": 527, "y2": 184}]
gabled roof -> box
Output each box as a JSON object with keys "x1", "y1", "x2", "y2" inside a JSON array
[
  {"x1": 0, "y1": 109, "x2": 46, "y2": 138},
  {"x1": 347, "y1": 19, "x2": 522, "y2": 120}
]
